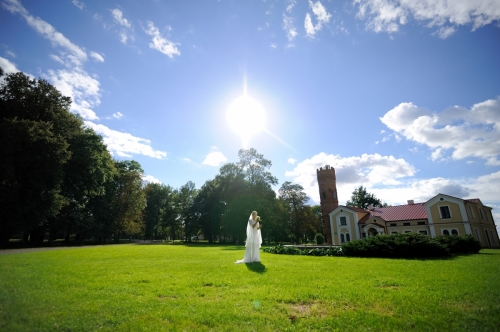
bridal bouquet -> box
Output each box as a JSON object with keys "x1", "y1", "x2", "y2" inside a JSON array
[{"x1": 256, "y1": 216, "x2": 261, "y2": 224}]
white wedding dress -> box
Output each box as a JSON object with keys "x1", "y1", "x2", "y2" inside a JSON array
[{"x1": 235, "y1": 215, "x2": 262, "y2": 263}]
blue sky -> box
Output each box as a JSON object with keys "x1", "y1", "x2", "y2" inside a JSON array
[{"x1": 1, "y1": 0, "x2": 499, "y2": 230}]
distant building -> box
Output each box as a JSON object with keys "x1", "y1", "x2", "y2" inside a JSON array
[{"x1": 317, "y1": 165, "x2": 500, "y2": 248}]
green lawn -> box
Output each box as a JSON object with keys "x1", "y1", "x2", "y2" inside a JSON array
[{"x1": 1, "y1": 245, "x2": 499, "y2": 331}]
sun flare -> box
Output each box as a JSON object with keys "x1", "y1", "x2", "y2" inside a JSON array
[{"x1": 226, "y1": 94, "x2": 266, "y2": 147}]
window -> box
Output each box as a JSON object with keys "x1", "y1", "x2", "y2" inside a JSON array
[
  {"x1": 475, "y1": 229, "x2": 481, "y2": 241},
  {"x1": 403, "y1": 222, "x2": 410, "y2": 226},
  {"x1": 390, "y1": 223, "x2": 397, "y2": 226},
  {"x1": 417, "y1": 222, "x2": 425, "y2": 225},
  {"x1": 404, "y1": 231, "x2": 412, "y2": 234},
  {"x1": 439, "y1": 206, "x2": 451, "y2": 219},
  {"x1": 491, "y1": 230, "x2": 496, "y2": 244},
  {"x1": 479, "y1": 209, "x2": 484, "y2": 220},
  {"x1": 443, "y1": 230, "x2": 450, "y2": 236},
  {"x1": 333, "y1": 191, "x2": 337, "y2": 199},
  {"x1": 340, "y1": 233, "x2": 345, "y2": 243},
  {"x1": 451, "y1": 229, "x2": 458, "y2": 236},
  {"x1": 322, "y1": 192, "x2": 326, "y2": 199},
  {"x1": 485, "y1": 210, "x2": 489, "y2": 221},
  {"x1": 362, "y1": 233, "x2": 366, "y2": 238},
  {"x1": 419, "y1": 230, "x2": 428, "y2": 235},
  {"x1": 346, "y1": 233, "x2": 351, "y2": 242},
  {"x1": 391, "y1": 231, "x2": 398, "y2": 234},
  {"x1": 340, "y1": 216, "x2": 347, "y2": 226},
  {"x1": 469, "y1": 206, "x2": 475, "y2": 218}
]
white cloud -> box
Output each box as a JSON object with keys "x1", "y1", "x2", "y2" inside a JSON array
[
  {"x1": 434, "y1": 26, "x2": 456, "y2": 39},
  {"x1": 113, "y1": 112, "x2": 123, "y2": 119},
  {"x1": 283, "y1": 14, "x2": 298, "y2": 41},
  {"x1": 111, "y1": 9, "x2": 131, "y2": 28},
  {"x1": 304, "y1": 0, "x2": 332, "y2": 37},
  {"x1": 5, "y1": 50, "x2": 16, "y2": 58},
  {"x1": 353, "y1": 0, "x2": 500, "y2": 37},
  {"x1": 46, "y1": 69, "x2": 101, "y2": 120},
  {"x1": 287, "y1": 158, "x2": 297, "y2": 164},
  {"x1": 3, "y1": 0, "x2": 87, "y2": 64},
  {"x1": 202, "y1": 151, "x2": 228, "y2": 167},
  {"x1": 0, "y1": 56, "x2": 19, "y2": 74},
  {"x1": 84, "y1": 121, "x2": 167, "y2": 159},
  {"x1": 286, "y1": 0, "x2": 296, "y2": 13},
  {"x1": 72, "y1": 0, "x2": 84, "y2": 10},
  {"x1": 144, "y1": 21, "x2": 180, "y2": 58},
  {"x1": 380, "y1": 97, "x2": 500, "y2": 165},
  {"x1": 285, "y1": 152, "x2": 416, "y2": 203},
  {"x1": 90, "y1": 51, "x2": 104, "y2": 62},
  {"x1": 110, "y1": 9, "x2": 134, "y2": 44},
  {"x1": 143, "y1": 175, "x2": 162, "y2": 184}
]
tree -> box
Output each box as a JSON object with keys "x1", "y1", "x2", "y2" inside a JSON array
[
  {"x1": 108, "y1": 160, "x2": 146, "y2": 242},
  {"x1": 52, "y1": 127, "x2": 116, "y2": 244},
  {"x1": 0, "y1": 70, "x2": 79, "y2": 246},
  {"x1": 175, "y1": 181, "x2": 197, "y2": 242},
  {"x1": 144, "y1": 183, "x2": 173, "y2": 240},
  {"x1": 237, "y1": 148, "x2": 278, "y2": 187},
  {"x1": 278, "y1": 181, "x2": 310, "y2": 243},
  {"x1": 346, "y1": 186, "x2": 386, "y2": 209}
]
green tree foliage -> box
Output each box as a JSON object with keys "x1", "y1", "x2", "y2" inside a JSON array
[
  {"x1": 175, "y1": 181, "x2": 197, "y2": 241},
  {"x1": 109, "y1": 161, "x2": 146, "y2": 242},
  {"x1": 144, "y1": 183, "x2": 173, "y2": 240},
  {"x1": 0, "y1": 70, "x2": 79, "y2": 245},
  {"x1": 278, "y1": 181, "x2": 318, "y2": 243},
  {"x1": 0, "y1": 69, "x2": 151, "y2": 247},
  {"x1": 346, "y1": 185, "x2": 387, "y2": 209}
]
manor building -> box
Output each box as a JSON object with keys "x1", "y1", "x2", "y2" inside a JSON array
[{"x1": 317, "y1": 165, "x2": 500, "y2": 248}]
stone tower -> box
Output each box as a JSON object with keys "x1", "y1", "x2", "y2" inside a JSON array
[{"x1": 316, "y1": 165, "x2": 339, "y2": 245}]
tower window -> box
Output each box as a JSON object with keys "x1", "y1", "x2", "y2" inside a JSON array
[
  {"x1": 322, "y1": 192, "x2": 326, "y2": 199},
  {"x1": 333, "y1": 191, "x2": 337, "y2": 199}
]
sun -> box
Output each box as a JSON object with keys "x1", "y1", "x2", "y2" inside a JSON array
[{"x1": 226, "y1": 94, "x2": 266, "y2": 147}]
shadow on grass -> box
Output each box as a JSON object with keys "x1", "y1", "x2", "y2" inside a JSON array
[{"x1": 245, "y1": 262, "x2": 267, "y2": 274}]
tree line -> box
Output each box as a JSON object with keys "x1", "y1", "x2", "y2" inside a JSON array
[{"x1": 0, "y1": 69, "x2": 322, "y2": 247}]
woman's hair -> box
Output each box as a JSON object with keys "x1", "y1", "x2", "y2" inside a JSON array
[{"x1": 251, "y1": 211, "x2": 257, "y2": 216}]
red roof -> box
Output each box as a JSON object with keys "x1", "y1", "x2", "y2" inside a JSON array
[
  {"x1": 466, "y1": 198, "x2": 480, "y2": 204},
  {"x1": 340, "y1": 204, "x2": 428, "y2": 223},
  {"x1": 365, "y1": 203, "x2": 428, "y2": 222}
]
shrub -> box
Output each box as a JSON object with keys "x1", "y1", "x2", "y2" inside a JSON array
[
  {"x1": 263, "y1": 244, "x2": 343, "y2": 256},
  {"x1": 434, "y1": 235, "x2": 481, "y2": 254},
  {"x1": 314, "y1": 233, "x2": 325, "y2": 245},
  {"x1": 342, "y1": 233, "x2": 449, "y2": 258}
]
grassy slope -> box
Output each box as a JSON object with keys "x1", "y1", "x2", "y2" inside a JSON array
[{"x1": 0, "y1": 244, "x2": 499, "y2": 331}]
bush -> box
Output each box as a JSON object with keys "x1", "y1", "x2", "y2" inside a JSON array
[
  {"x1": 314, "y1": 233, "x2": 325, "y2": 245},
  {"x1": 263, "y1": 244, "x2": 343, "y2": 256},
  {"x1": 342, "y1": 233, "x2": 449, "y2": 258},
  {"x1": 434, "y1": 234, "x2": 481, "y2": 254}
]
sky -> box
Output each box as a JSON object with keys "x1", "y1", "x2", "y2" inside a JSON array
[{"x1": 1, "y1": 0, "x2": 500, "y2": 231}]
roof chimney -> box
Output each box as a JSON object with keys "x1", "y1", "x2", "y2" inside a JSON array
[{"x1": 407, "y1": 200, "x2": 414, "y2": 205}]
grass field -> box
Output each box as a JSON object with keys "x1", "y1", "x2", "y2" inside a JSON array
[{"x1": 1, "y1": 244, "x2": 499, "y2": 331}]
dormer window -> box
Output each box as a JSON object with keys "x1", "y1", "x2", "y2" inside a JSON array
[
  {"x1": 439, "y1": 206, "x2": 451, "y2": 219},
  {"x1": 340, "y1": 216, "x2": 347, "y2": 226}
]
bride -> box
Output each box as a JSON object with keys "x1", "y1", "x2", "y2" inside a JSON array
[{"x1": 235, "y1": 211, "x2": 262, "y2": 263}]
